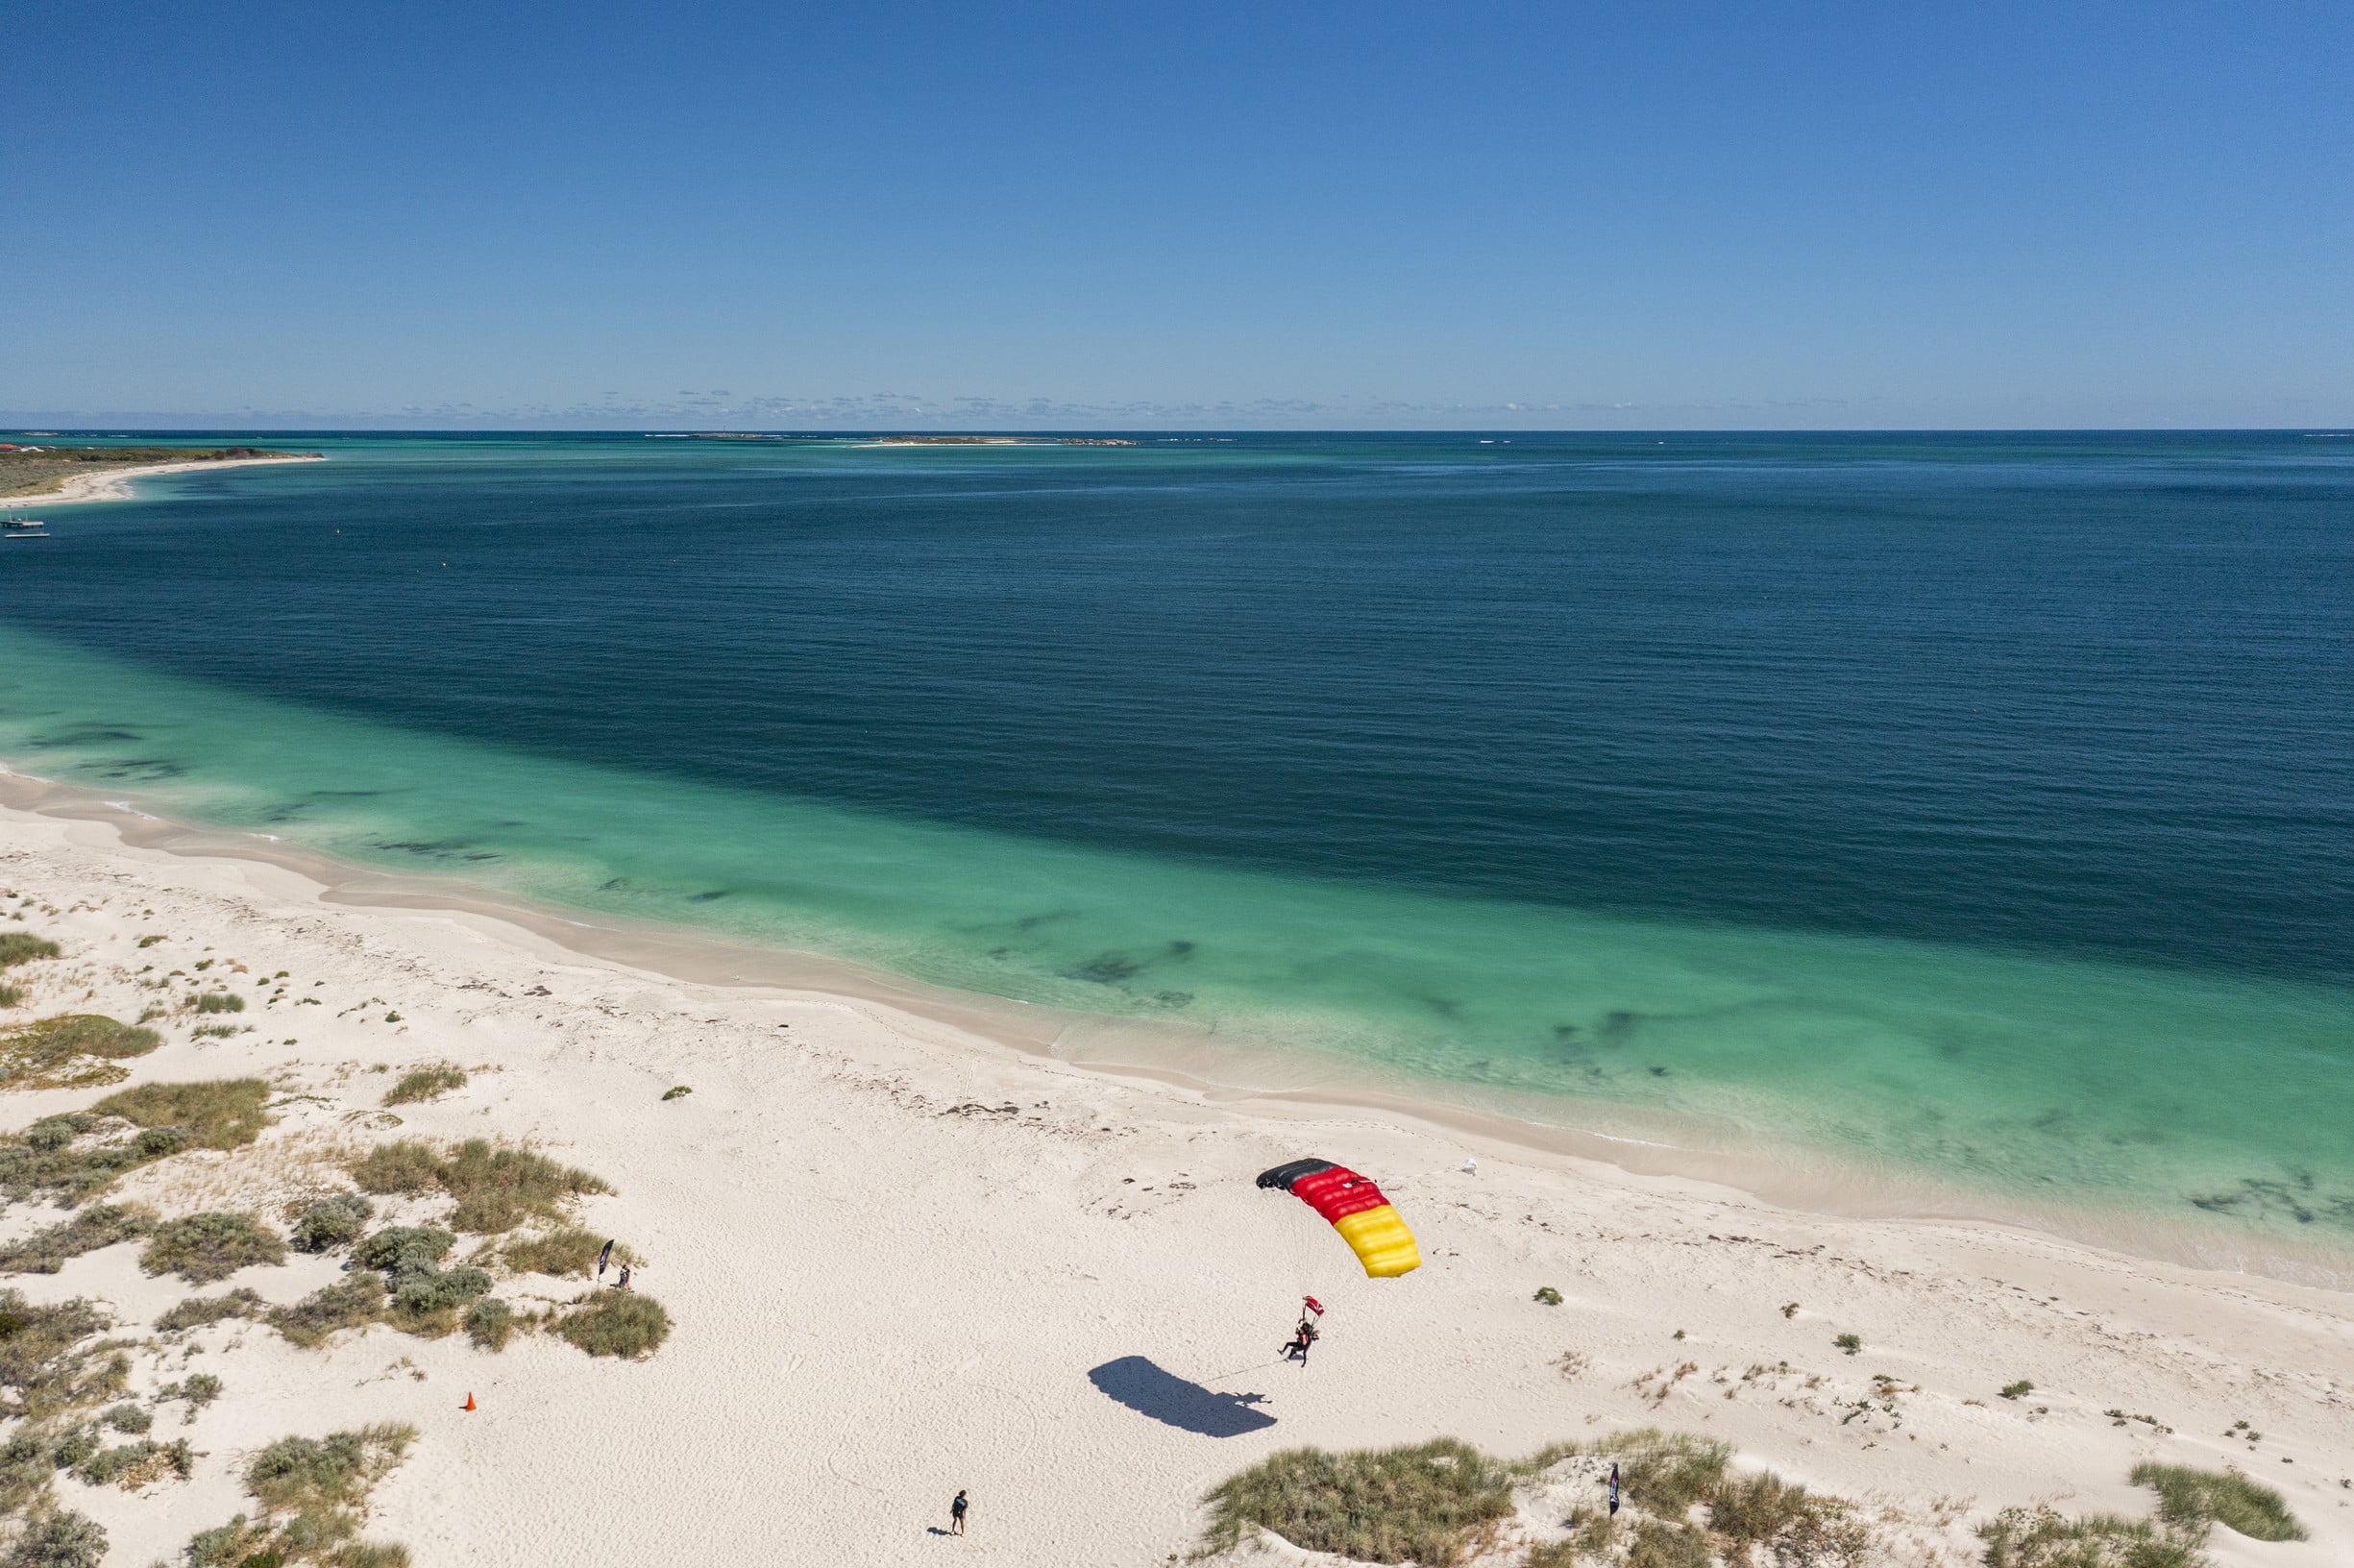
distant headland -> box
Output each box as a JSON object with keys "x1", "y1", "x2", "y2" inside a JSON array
[{"x1": 0, "y1": 443, "x2": 324, "y2": 502}]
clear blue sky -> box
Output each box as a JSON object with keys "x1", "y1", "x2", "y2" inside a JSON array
[{"x1": 6, "y1": 0, "x2": 2348, "y2": 428}]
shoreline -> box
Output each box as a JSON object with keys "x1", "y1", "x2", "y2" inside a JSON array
[
  {"x1": 2, "y1": 765, "x2": 2347, "y2": 1293},
  {"x1": 2, "y1": 453, "x2": 326, "y2": 507},
  {"x1": 0, "y1": 768, "x2": 2349, "y2": 1563}
]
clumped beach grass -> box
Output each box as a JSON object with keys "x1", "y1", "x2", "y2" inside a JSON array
[
  {"x1": 350, "y1": 1137, "x2": 610, "y2": 1233},
  {"x1": 0, "y1": 1014, "x2": 162, "y2": 1090},
  {"x1": 381, "y1": 1065, "x2": 465, "y2": 1105},
  {"x1": 0, "y1": 1203, "x2": 155, "y2": 1274},
  {"x1": 1200, "y1": 1429, "x2": 1891, "y2": 1568},
  {"x1": 190, "y1": 992, "x2": 246, "y2": 1015},
  {"x1": 1199, "y1": 1437, "x2": 1517, "y2": 1565},
  {"x1": 2130, "y1": 1461, "x2": 2305, "y2": 1542},
  {"x1": 157, "y1": 1288, "x2": 265, "y2": 1334},
  {"x1": 1978, "y1": 1506, "x2": 2205, "y2": 1567},
  {"x1": 555, "y1": 1291, "x2": 671, "y2": 1360},
  {"x1": 1705, "y1": 1470, "x2": 1869, "y2": 1561},
  {"x1": 0, "y1": 933, "x2": 61, "y2": 969},
  {"x1": 1616, "y1": 1429, "x2": 1731, "y2": 1514},
  {"x1": 499, "y1": 1226, "x2": 626, "y2": 1278},
  {"x1": 138, "y1": 1212, "x2": 287, "y2": 1284},
  {"x1": 349, "y1": 1139, "x2": 441, "y2": 1195},
  {"x1": 182, "y1": 1420, "x2": 417, "y2": 1567},
  {"x1": 94, "y1": 1077, "x2": 274, "y2": 1151}
]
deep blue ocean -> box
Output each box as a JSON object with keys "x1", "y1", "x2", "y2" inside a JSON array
[{"x1": 4, "y1": 430, "x2": 2351, "y2": 1253}]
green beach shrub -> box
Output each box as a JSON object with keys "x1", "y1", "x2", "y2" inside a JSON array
[
  {"x1": 291, "y1": 1193, "x2": 374, "y2": 1253},
  {"x1": 661, "y1": 1085, "x2": 691, "y2": 1101},
  {"x1": 2130, "y1": 1461, "x2": 2304, "y2": 1541},
  {"x1": 155, "y1": 1371, "x2": 225, "y2": 1414},
  {"x1": 1833, "y1": 1333, "x2": 1862, "y2": 1356},
  {"x1": 3, "y1": 1509, "x2": 108, "y2": 1568},
  {"x1": 555, "y1": 1290, "x2": 671, "y2": 1359},
  {"x1": 0, "y1": 1204, "x2": 155, "y2": 1274},
  {"x1": 247, "y1": 1424, "x2": 415, "y2": 1510},
  {"x1": 191, "y1": 992, "x2": 245, "y2": 1014},
  {"x1": 1533, "y1": 1286, "x2": 1562, "y2": 1305},
  {"x1": 138, "y1": 1212, "x2": 286, "y2": 1285},
  {"x1": 345, "y1": 1225, "x2": 488, "y2": 1335},
  {"x1": 389, "y1": 1263, "x2": 492, "y2": 1322},
  {"x1": 180, "y1": 1517, "x2": 257, "y2": 1568},
  {"x1": 0, "y1": 986, "x2": 23, "y2": 1010},
  {"x1": 101, "y1": 1402, "x2": 152, "y2": 1433},
  {"x1": 463, "y1": 1297, "x2": 516, "y2": 1351},
  {"x1": 269, "y1": 1276, "x2": 384, "y2": 1349},
  {"x1": 381, "y1": 1066, "x2": 464, "y2": 1106},
  {"x1": 77, "y1": 1434, "x2": 194, "y2": 1487},
  {"x1": 210, "y1": 1421, "x2": 419, "y2": 1564},
  {"x1": 353, "y1": 1227, "x2": 454, "y2": 1274},
  {"x1": 2001, "y1": 1380, "x2": 2034, "y2": 1399}
]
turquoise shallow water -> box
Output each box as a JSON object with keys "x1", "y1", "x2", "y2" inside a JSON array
[{"x1": 3, "y1": 432, "x2": 2351, "y2": 1256}]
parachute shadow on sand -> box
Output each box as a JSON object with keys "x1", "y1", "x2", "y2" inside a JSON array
[{"x1": 1087, "y1": 1356, "x2": 1276, "y2": 1437}]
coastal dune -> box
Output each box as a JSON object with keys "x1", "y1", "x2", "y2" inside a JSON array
[{"x1": 0, "y1": 798, "x2": 2347, "y2": 1565}]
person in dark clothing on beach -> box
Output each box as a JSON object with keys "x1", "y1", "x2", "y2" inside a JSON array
[
  {"x1": 1608, "y1": 1461, "x2": 1620, "y2": 1516},
  {"x1": 950, "y1": 1489, "x2": 969, "y2": 1535},
  {"x1": 1283, "y1": 1317, "x2": 1319, "y2": 1364}
]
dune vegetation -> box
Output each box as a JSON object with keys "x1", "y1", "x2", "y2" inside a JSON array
[
  {"x1": 0, "y1": 445, "x2": 309, "y2": 500},
  {"x1": 1196, "y1": 1428, "x2": 2299, "y2": 1568},
  {"x1": 0, "y1": 1014, "x2": 161, "y2": 1090}
]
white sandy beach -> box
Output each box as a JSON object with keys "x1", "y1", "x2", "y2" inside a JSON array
[
  {"x1": 0, "y1": 796, "x2": 2347, "y2": 1566},
  {"x1": 5, "y1": 454, "x2": 325, "y2": 508}
]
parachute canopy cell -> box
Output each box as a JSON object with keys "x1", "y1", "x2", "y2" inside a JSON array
[{"x1": 1256, "y1": 1158, "x2": 1421, "y2": 1278}]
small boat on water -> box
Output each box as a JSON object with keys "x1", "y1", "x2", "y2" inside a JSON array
[{"x1": 3, "y1": 517, "x2": 51, "y2": 539}]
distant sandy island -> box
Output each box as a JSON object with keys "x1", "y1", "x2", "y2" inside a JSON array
[
  {"x1": 0, "y1": 778, "x2": 2344, "y2": 1565},
  {"x1": 860, "y1": 435, "x2": 1140, "y2": 448}
]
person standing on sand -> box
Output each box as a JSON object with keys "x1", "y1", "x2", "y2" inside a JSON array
[
  {"x1": 1608, "y1": 1461, "x2": 1620, "y2": 1516},
  {"x1": 950, "y1": 1490, "x2": 969, "y2": 1535}
]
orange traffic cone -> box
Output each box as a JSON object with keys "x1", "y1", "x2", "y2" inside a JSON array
[{"x1": 463, "y1": 1392, "x2": 477, "y2": 1412}]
